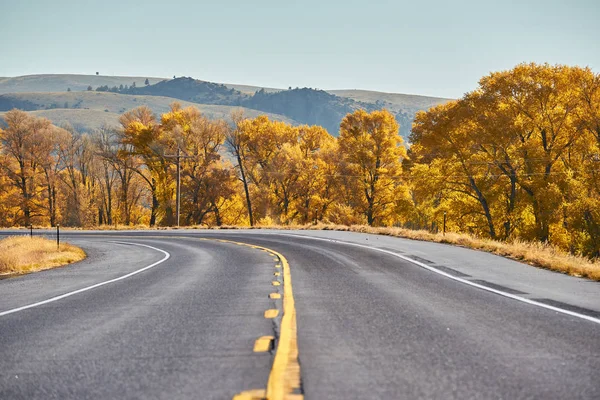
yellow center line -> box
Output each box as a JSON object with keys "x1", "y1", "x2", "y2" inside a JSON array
[
  {"x1": 210, "y1": 239, "x2": 302, "y2": 400},
  {"x1": 264, "y1": 309, "x2": 279, "y2": 318},
  {"x1": 94, "y1": 235, "x2": 302, "y2": 399},
  {"x1": 254, "y1": 336, "x2": 275, "y2": 352},
  {"x1": 269, "y1": 293, "x2": 281, "y2": 299},
  {"x1": 233, "y1": 389, "x2": 266, "y2": 400}
]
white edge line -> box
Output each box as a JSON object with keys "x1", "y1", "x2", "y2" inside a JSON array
[
  {"x1": 0, "y1": 241, "x2": 170, "y2": 317},
  {"x1": 278, "y1": 233, "x2": 600, "y2": 325}
]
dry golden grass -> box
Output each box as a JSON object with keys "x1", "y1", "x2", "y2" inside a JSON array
[
  {"x1": 0, "y1": 236, "x2": 86, "y2": 276},
  {"x1": 9, "y1": 221, "x2": 599, "y2": 281},
  {"x1": 214, "y1": 223, "x2": 600, "y2": 281}
]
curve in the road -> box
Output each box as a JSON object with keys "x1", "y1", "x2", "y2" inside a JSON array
[
  {"x1": 0, "y1": 241, "x2": 170, "y2": 317},
  {"x1": 216, "y1": 239, "x2": 302, "y2": 400},
  {"x1": 281, "y1": 233, "x2": 600, "y2": 325}
]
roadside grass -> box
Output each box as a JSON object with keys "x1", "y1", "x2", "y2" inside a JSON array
[
  {"x1": 0, "y1": 236, "x2": 86, "y2": 276},
  {"x1": 7, "y1": 222, "x2": 599, "y2": 281},
  {"x1": 214, "y1": 223, "x2": 600, "y2": 281}
]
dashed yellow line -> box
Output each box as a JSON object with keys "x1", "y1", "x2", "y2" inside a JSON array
[
  {"x1": 264, "y1": 309, "x2": 279, "y2": 318},
  {"x1": 274, "y1": 272, "x2": 281, "y2": 277},
  {"x1": 233, "y1": 389, "x2": 266, "y2": 400},
  {"x1": 213, "y1": 239, "x2": 301, "y2": 400},
  {"x1": 80, "y1": 235, "x2": 301, "y2": 399},
  {"x1": 254, "y1": 336, "x2": 275, "y2": 352}
]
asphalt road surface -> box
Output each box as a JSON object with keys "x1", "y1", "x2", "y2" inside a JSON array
[{"x1": 0, "y1": 229, "x2": 598, "y2": 399}]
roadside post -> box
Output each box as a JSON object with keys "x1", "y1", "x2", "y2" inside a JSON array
[
  {"x1": 443, "y1": 211, "x2": 447, "y2": 236},
  {"x1": 57, "y1": 224, "x2": 60, "y2": 250},
  {"x1": 30, "y1": 225, "x2": 33, "y2": 238}
]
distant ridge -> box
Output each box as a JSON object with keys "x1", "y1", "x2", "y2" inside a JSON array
[
  {"x1": 0, "y1": 74, "x2": 167, "y2": 94},
  {"x1": 0, "y1": 74, "x2": 452, "y2": 138}
]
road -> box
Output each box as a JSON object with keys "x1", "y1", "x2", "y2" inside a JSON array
[{"x1": 0, "y1": 229, "x2": 599, "y2": 399}]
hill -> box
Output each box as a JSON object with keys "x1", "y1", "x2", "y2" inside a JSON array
[
  {"x1": 223, "y1": 83, "x2": 282, "y2": 95},
  {"x1": 328, "y1": 89, "x2": 452, "y2": 113},
  {"x1": 0, "y1": 92, "x2": 298, "y2": 132},
  {"x1": 0, "y1": 74, "x2": 167, "y2": 94},
  {"x1": 128, "y1": 77, "x2": 248, "y2": 105},
  {"x1": 126, "y1": 77, "x2": 450, "y2": 136},
  {"x1": 128, "y1": 79, "x2": 429, "y2": 137},
  {"x1": 243, "y1": 88, "x2": 367, "y2": 135},
  {"x1": 0, "y1": 74, "x2": 453, "y2": 139},
  {"x1": 0, "y1": 109, "x2": 122, "y2": 132}
]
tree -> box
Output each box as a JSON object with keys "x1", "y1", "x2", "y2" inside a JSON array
[
  {"x1": 225, "y1": 110, "x2": 255, "y2": 226},
  {"x1": 145, "y1": 78, "x2": 150, "y2": 86},
  {"x1": 93, "y1": 125, "x2": 144, "y2": 226},
  {"x1": 39, "y1": 126, "x2": 70, "y2": 226},
  {"x1": 0, "y1": 110, "x2": 54, "y2": 225},
  {"x1": 161, "y1": 103, "x2": 232, "y2": 225},
  {"x1": 87, "y1": 85, "x2": 92, "y2": 91},
  {"x1": 338, "y1": 109, "x2": 407, "y2": 226},
  {"x1": 119, "y1": 106, "x2": 165, "y2": 226},
  {"x1": 411, "y1": 99, "x2": 502, "y2": 239},
  {"x1": 409, "y1": 62, "x2": 600, "y2": 256}
]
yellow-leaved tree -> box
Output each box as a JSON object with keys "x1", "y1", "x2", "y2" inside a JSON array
[{"x1": 337, "y1": 109, "x2": 407, "y2": 226}]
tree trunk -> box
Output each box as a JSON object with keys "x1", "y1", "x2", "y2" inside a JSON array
[
  {"x1": 469, "y1": 177, "x2": 496, "y2": 239},
  {"x1": 237, "y1": 153, "x2": 254, "y2": 226}
]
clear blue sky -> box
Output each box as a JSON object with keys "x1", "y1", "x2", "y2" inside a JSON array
[{"x1": 0, "y1": 0, "x2": 598, "y2": 98}]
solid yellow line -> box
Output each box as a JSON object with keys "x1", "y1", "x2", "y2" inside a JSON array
[
  {"x1": 74, "y1": 235, "x2": 300, "y2": 399},
  {"x1": 254, "y1": 336, "x2": 274, "y2": 352},
  {"x1": 264, "y1": 309, "x2": 279, "y2": 318},
  {"x1": 214, "y1": 239, "x2": 302, "y2": 400},
  {"x1": 264, "y1": 248, "x2": 302, "y2": 399}
]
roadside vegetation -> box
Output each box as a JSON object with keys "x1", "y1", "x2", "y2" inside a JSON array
[
  {"x1": 1, "y1": 62, "x2": 599, "y2": 277},
  {"x1": 306, "y1": 224, "x2": 600, "y2": 281},
  {"x1": 0, "y1": 236, "x2": 86, "y2": 275}
]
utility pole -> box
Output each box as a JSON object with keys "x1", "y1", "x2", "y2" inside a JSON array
[
  {"x1": 164, "y1": 146, "x2": 192, "y2": 227},
  {"x1": 176, "y1": 147, "x2": 181, "y2": 227},
  {"x1": 443, "y1": 211, "x2": 447, "y2": 236}
]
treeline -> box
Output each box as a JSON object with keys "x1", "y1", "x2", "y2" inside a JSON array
[
  {"x1": 1, "y1": 62, "x2": 599, "y2": 258},
  {"x1": 409, "y1": 63, "x2": 600, "y2": 257},
  {"x1": 0, "y1": 105, "x2": 406, "y2": 229}
]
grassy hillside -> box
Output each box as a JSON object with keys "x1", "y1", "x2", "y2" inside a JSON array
[
  {"x1": 0, "y1": 74, "x2": 453, "y2": 139},
  {"x1": 220, "y1": 84, "x2": 452, "y2": 113},
  {"x1": 128, "y1": 77, "x2": 248, "y2": 105},
  {"x1": 244, "y1": 88, "x2": 367, "y2": 135},
  {"x1": 328, "y1": 89, "x2": 452, "y2": 113},
  {"x1": 0, "y1": 74, "x2": 168, "y2": 94},
  {"x1": 127, "y1": 79, "x2": 374, "y2": 135},
  {"x1": 0, "y1": 92, "x2": 298, "y2": 132},
  {"x1": 125, "y1": 78, "x2": 450, "y2": 137},
  {"x1": 0, "y1": 109, "x2": 121, "y2": 132},
  {"x1": 223, "y1": 83, "x2": 282, "y2": 95}
]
